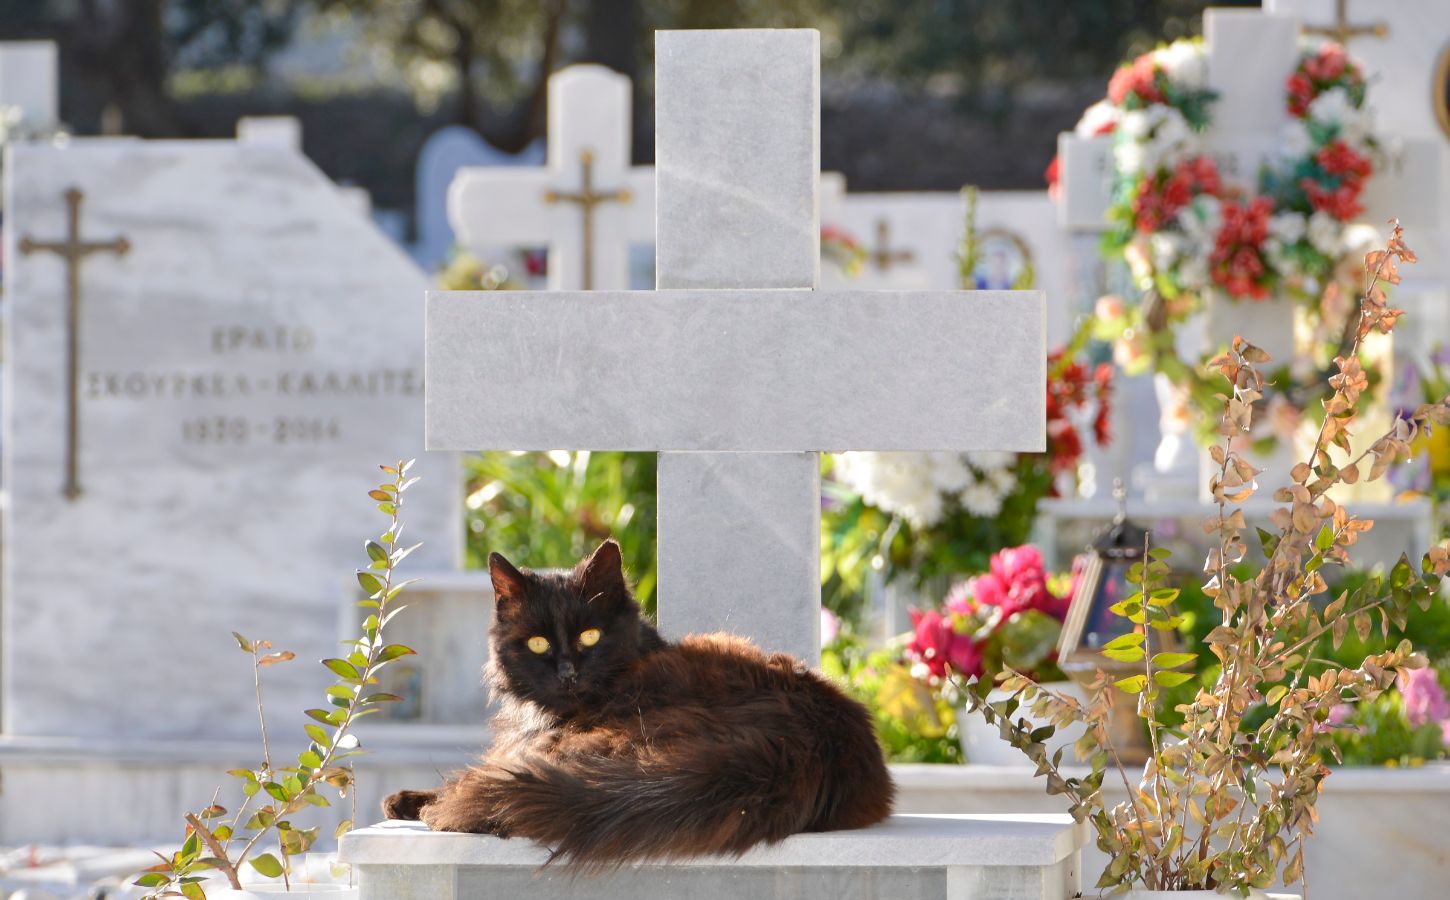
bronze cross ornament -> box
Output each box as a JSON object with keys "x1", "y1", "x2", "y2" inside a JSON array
[
  {"x1": 19, "y1": 187, "x2": 131, "y2": 500},
  {"x1": 543, "y1": 148, "x2": 633, "y2": 290}
]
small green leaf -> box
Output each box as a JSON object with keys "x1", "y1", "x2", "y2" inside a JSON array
[
  {"x1": 1265, "y1": 685, "x2": 1289, "y2": 706},
  {"x1": 1151, "y1": 652, "x2": 1197, "y2": 669},
  {"x1": 305, "y1": 708, "x2": 335, "y2": 725},
  {"x1": 357, "y1": 571, "x2": 384, "y2": 595},
  {"x1": 304, "y1": 724, "x2": 331, "y2": 747},
  {"x1": 1102, "y1": 633, "x2": 1145, "y2": 650},
  {"x1": 250, "y1": 853, "x2": 286, "y2": 878},
  {"x1": 323, "y1": 657, "x2": 360, "y2": 680},
  {"x1": 134, "y1": 872, "x2": 169, "y2": 888},
  {"x1": 1102, "y1": 646, "x2": 1145, "y2": 663},
  {"x1": 363, "y1": 692, "x2": 403, "y2": 703},
  {"x1": 1153, "y1": 671, "x2": 1195, "y2": 687},
  {"x1": 226, "y1": 768, "x2": 256, "y2": 781},
  {"x1": 1314, "y1": 525, "x2": 1335, "y2": 551},
  {"x1": 368, "y1": 489, "x2": 393, "y2": 502},
  {"x1": 263, "y1": 782, "x2": 288, "y2": 801},
  {"x1": 231, "y1": 631, "x2": 253, "y2": 652},
  {"x1": 298, "y1": 750, "x2": 322, "y2": 768},
  {"x1": 335, "y1": 818, "x2": 354, "y2": 840},
  {"x1": 1115, "y1": 675, "x2": 1148, "y2": 694},
  {"x1": 377, "y1": 502, "x2": 397, "y2": 515},
  {"x1": 1147, "y1": 588, "x2": 1180, "y2": 607},
  {"x1": 379, "y1": 644, "x2": 416, "y2": 662},
  {"x1": 366, "y1": 541, "x2": 388, "y2": 563}
]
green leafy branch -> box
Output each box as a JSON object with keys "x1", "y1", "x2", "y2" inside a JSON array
[{"x1": 138, "y1": 461, "x2": 422, "y2": 898}]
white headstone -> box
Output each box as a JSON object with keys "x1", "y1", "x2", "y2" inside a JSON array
[
  {"x1": 413, "y1": 126, "x2": 544, "y2": 269},
  {"x1": 2, "y1": 138, "x2": 460, "y2": 740},
  {"x1": 425, "y1": 29, "x2": 1045, "y2": 665},
  {"x1": 448, "y1": 65, "x2": 654, "y2": 291},
  {"x1": 236, "y1": 115, "x2": 303, "y2": 151},
  {"x1": 837, "y1": 193, "x2": 955, "y2": 290},
  {"x1": 0, "y1": 41, "x2": 58, "y2": 133}
]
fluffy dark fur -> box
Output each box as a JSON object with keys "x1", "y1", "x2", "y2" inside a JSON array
[{"x1": 382, "y1": 539, "x2": 894, "y2": 867}]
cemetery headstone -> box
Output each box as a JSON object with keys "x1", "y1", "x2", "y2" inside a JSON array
[
  {"x1": 0, "y1": 41, "x2": 58, "y2": 134},
  {"x1": 2, "y1": 138, "x2": 459, "y2": 745},
  {"x1": 424, "y1": 29, "x2": 1045, "y2": 666},
  {"x1": 413, "y1": 126, "x2": 543, "y2": 270},
  {"x1": 448, "y1": 65, "x2": 654, "y2": 291},
  {"x1": 236, "y1": 115, "x2": 303, "y2": 151}
]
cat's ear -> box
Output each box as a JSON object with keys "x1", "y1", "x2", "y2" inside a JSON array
[
  {"x1": 577, "y1": 539, "x2": 627, "y2": 605},
  {"x1": 488, "y1": 552, "x2": 528, "y2": 617}
]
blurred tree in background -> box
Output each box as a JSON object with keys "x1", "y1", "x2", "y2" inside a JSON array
[{"x1": 3, "y1": 0, "x2": 1252, "y2": 191}]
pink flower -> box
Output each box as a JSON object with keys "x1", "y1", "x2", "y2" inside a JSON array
[
  {"x1": 1399, "y1": 667, "x2": 1450, "y2": 728},
  {"x1": 908, "y1": 609, "x2": 983, "y2": 679},
  {"x1": 1326, "y1": 703, "x2": 1354, "y2": 727},
  {"x1": 820, "y1": 608, "x2": 841, "y2": 646}
]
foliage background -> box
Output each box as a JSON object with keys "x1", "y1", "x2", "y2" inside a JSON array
[{"x1": 1, "y1": 0, "x2": 1253, "y2": 225}]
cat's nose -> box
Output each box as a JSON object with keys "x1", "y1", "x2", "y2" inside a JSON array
[{"x1": 557, "y1": 660, "x2": 578, "y2": 683}]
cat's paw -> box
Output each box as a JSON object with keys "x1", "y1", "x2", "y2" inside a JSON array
[{"x1": 382, "y1": 789, "x2": 438, "y2": 821}]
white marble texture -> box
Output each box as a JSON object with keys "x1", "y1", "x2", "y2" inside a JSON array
[
  {"x1": 654, "y1": 29, "x2": 820, "y2": 290},
  {"x1": 423, "y1": 289, "x2": 1045, "y2": 453},
  {"x1": 2, "y1": 139, "x2": 460, "y2": 740},
  {"x1": 1204, "y1": 9, "x2": 1301, "y2": 138},
  {"x1": 657, "y1": 452, "x2": 821, "y2": 663},
  {"x1": 447, "y1": 65, "x2": 654, "y2": 291},
  {"x1": 236, "y1": 115, "x2": 302, "y2": 150},
  {"x1": 0, "y1": 42, "x2": 57, "y2": 131},
  {"x1": 342, "y1": 814, "x2": 1085, "y2": 868},
  {"x1": 1056, "y1": 134, "x2": 1114, "y2": 231}
]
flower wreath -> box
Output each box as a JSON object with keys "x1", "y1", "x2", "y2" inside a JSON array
[
  {"x1": 1089, "y1": 38, "x2": 1380, "y2": 309},
  {"x1": 1048, "y1": 39, "x2": 1388, "y2": 447}
]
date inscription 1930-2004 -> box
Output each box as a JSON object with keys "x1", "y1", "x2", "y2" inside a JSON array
[{"x1": 84, "y1": 324, "x2": 423, "y2": 449}]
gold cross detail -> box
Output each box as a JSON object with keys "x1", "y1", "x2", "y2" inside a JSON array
[
  {"x1": 1303, "y1": 0, "x2": 1388, "y2": 44},
  {"x1": 543, "y1": 148, "x2": 633, "y2": 290},
  {"x1": 19, "y1": 187, "x2": 131, "y2": 500},
  {"x1": 870, "y1": 218, "x2": 914, "y2": 272}
]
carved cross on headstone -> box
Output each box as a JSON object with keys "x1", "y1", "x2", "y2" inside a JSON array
[
  {"x1": 543, "y1": 149, "x2": 634, "y2": 289},
  {"x1": 449, "y1": 65, "x2": 654, "y2": 291},
  {"x1": 868, "y1": 218, "x2": 914, "y2": 272},
  {"x1": 18, "y1": 187, "x2": 130, "y2": 500},
  {"x1": 1303, "y1": 0, "x2": 1388, "y2": 44},
  {"x1": 426, "y1": 30, "x2": 1044, "y2": 664}
]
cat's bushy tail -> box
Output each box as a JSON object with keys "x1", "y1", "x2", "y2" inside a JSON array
[{"x1": 454, "y1": 735, "x2": 872, "y2": 869}]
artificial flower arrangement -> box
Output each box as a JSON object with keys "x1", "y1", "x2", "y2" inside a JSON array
[
  {"x1": 905, "y1": 545, "x2": 1073, "y2": 685},
  {"x1": 957, "y1": 225, "x2": 1450, "y2": 895},
  {"x1": 821, "y1": 545, "x2": 1075, "y2": 765},
  {"x1": 821, "y1": 335, "x2": 1111, "y2": 615},
  {"x1": 1057, "y1": 38, "x2": 1387, "y2": 453}
]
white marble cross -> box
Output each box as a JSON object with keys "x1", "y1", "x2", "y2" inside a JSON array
[
  {"x1": 425, "y1": 29, "x2": 1045, "y2": 664},
  {"x1": 0, "y1": 41, "x2": 58, "y2": 134},
  {"x1": 448, "y1": 65, "x2": 654, "y2": 291}
]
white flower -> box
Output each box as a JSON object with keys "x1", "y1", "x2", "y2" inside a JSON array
[
  {"x1": 1075, "y1": 100, "x2": 1121, "y2": 137},
  {"x1": 960, "y1": 482, "x2": 1004, "y2": 518},
  {"x1": 1153, "y1": 40, "x2": 1207, "y2": 91},
  {"x1": 967, "y1": 450, "x2": 1016, "y2": 472},
  {"x1": 1177, "y1": 194, "x2": 1223, "y2": 247},
  {"x1": 1341, "y1": 223, "x2": 1382, "y2": 255},
  {"x1": 1307, "y1": 210, "x2": 1340, "y2": 255},
  {"x1": 1117, "y1": 109, "x2": 1151, "y2": 141},
  {"x1": 1115, "y1": 140, "x2": 1148, "y2": 176},
  {"x1": 1307, "y1": 87, "x2": 1352, "y2": 126},
  {"x1": 1179, "y1": 254, "x2": 1210, "y2": 290},
  {"x1": 986, "y1": 466, "x2": 1018, "y2": 496},
  {"x1": 927, "y1": 453, "x2": 973, "y2": 495},
  {"x1": 1280, "y1": 119, "x2": 1313, "y2": 160},
  {"x1": 1268, "y1": 212, "x2": 1307, "y2": 244},
  {"x1": 1263, "y1": 238, "x2": 1295, "y2": 277},
  {"x1": 1151, "y1": 232, "x2": 1184, "y2": 270}
]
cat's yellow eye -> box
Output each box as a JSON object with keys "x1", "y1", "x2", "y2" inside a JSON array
[
  {"x1": 579, "y1": 628, "x2": 601, "y2": 648},
  {"x1": 527, "y1": 636, "x2": 551, "y2": 654}
]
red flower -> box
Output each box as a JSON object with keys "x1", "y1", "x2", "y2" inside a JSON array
[
  {"x1": 1303, "y1": 42, "x2": 1349, "y2": 83},
  {"x1": 1286, "y1": 72, "x2": 1315, "y2": 118},
  {"x1": 1301, "y1": 177, "x2": 1365, "y2": 221},
  {"x1": 1131, "y1": 156, "x2": 1221, "y2": 234},
  {"x1": 1210, "y1": 197, "x2": 1274, "y2": 300},
  {"x1": 1045, "y1": 155, "x2": 1061, "y2": 196},
  {"x1": 1108, "y1": 53, "x2": 1163, "y2": 106},
  {"x1": 1316, "y1": 140, "x2": 1372, "y2": 181},
  {"x1": 908, "y1": 609, "x2": 982, "y2": 679}
]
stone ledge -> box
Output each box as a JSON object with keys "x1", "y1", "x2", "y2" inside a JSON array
[{"x1": 338, "y1": 814, "x2": 1086, "y2": 869}]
